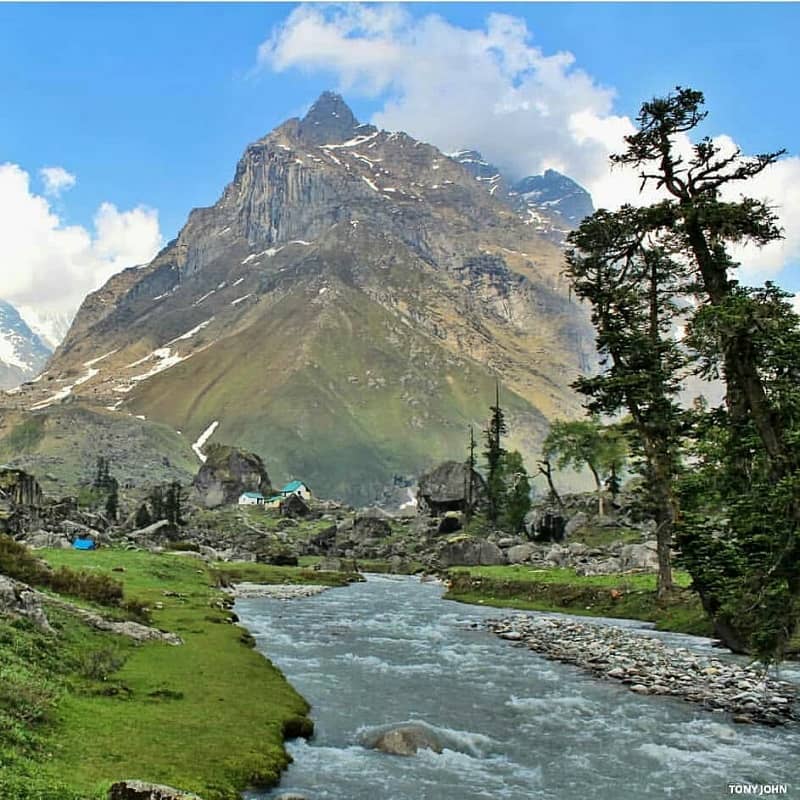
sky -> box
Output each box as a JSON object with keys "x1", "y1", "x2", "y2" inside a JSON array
[{"x1": 1, "y1": 2, "x2": 798, "y2": 330}]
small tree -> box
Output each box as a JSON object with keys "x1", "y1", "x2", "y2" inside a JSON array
[
  {"x1": 163, "y1": 482, "x2": 185, "y2": 529},
  {"x1": 542, "y1": 418, "x2": 627, "y2": 517},
  {"x1": 483, "y1": 382, "x2": 508, "y2": 526},
  {"x1": 503, "y1": 450, "x2": 532, "y2": 533}
]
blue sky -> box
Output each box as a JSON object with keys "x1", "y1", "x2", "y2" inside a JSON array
[{"x1": 1, "y1": 2, "x2": 798, "y2": 322}]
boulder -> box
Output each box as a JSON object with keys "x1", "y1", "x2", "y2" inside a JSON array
[
  {"x1": 0, "y1": 575, "x2": 53, "y2": 633},
  {"x1": 525, "y1": 507, "x2": 567, "y2": 541},
  {"x1": 26, "y1": 530, "x2": 71, "y2": 549},
  {"x1": 281, "y1": 494, "x2": 310, "y2": 518},
  {"x1": 362, "y1": 723, "x2": 444, "y2": 757},
  {"x1": 108, "y1": 781, "x2": 204, "y2": 800},
  {"x1": 416, "y1": 461, "x2": 487, "y2": 515},
  {"x1": 575, "y1": 558, "x2": 623, "y2": 576},
  {"x1": 544, "y1": 544, "x2": 569, "y2": 567},
  {"x1": 438, "y1": 537, "x2": 506, "y2": 567},
  {"x1": 352, "y1": 515, "x2": 392, "y2": 541},
  {"x1": 437, "y1": 511, "x2": 463, "y2": 535},
  {"x1": 309, "y1": 524, "x2": 337, "y2": 554},
  {"x1": 506, "y1": 543, "x2": 537, "y2": 564},
  {"x1": 619, "y1": 542, "x2": 659, "y2": 571},
  {"x1": 564, "y1": 512, "x2": 590, "y2": 538},
  {"x1": 192, "y1": 444, "x2": 271, "y2": 508}
]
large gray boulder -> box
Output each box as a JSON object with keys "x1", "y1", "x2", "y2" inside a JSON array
[
  {"x1": 438, "y1": 537, "x2": 506, "y2": 567},
  {"x1": 619, "y1": 542, "x2": 659, "y2": 571},
  {"x1": 416, "y1": 461, "x2": 487, "y2": 516},
  {"x1": 506, "y1": 543, "x2": 537, "y2": 564},
  {"x1": 191, "y1": 444, "x2": 271, "y2": 508}
]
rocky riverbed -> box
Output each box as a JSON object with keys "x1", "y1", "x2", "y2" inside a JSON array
[
  {"x1": 487, "y1": 615, "x2": 798, "y2": 726},
  {"x1": 225, "y1": 582, "x2": 331, "y2": 600}
]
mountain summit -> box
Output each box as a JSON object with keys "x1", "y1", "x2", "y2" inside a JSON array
[
  {"x1": 10, "y1": 91, "x2": 595, "y2": 503},
  {"x1": 297, "y1": 91, "x2": 369, "y2": 145}
]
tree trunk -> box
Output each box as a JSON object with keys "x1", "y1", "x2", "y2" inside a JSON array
[
  {"x1": 538, "y1": 460, "x2": 564, "y2": 510},
  {"x1": 588, "y1": 464, "x2": 604, "y2": 516}
]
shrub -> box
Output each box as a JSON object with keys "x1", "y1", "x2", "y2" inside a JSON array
[
  {"x1": 47, "y1": 567, "x2": 123, "y2": 605},
  {"x1": 79, "y1": 648, "x2": 125, "y2": 681}
]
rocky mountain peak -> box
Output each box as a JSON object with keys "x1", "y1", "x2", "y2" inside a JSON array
[
  {"x1": 298, "y1": 90, "x2": 364, "y2": 145},
  {"x1": 0, "y1": 300, "x2": 51, "y2": 390}
]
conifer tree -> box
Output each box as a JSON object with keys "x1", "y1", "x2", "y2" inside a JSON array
[{"x1": 483, "y1": 382, "x2": 508, "y2": 526}]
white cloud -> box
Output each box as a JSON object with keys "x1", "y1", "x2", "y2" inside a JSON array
[
  {"x1": 39, "y1": 166, "x2": 76, "y2": 197},
  {"x1": 791, "y1": 293, "x2": 800, "y2": 316},
  {"x1": 259, "y1": 4, "x2": 799, "y2": 283},
  {"x1": 0, "y1": 162, "x2": 162, "y2": 329}
]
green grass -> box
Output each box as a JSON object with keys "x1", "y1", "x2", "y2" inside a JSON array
[
  {"x1": 445, "y1": 565, "x2": 712, "y2": 636},
  {"x1": 1, "y1": 548, "x2": 330, "y2": 800},
  {"x1": 448, "y1": 565, "x2": 693, "y2": 590},
  {"x1": 209, "y1": 560, "x2": 360, "y2": 587}
]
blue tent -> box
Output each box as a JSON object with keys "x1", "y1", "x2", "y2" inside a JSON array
[{"x1": 72, "y1": 538, "x2": 95, "y2": 550}]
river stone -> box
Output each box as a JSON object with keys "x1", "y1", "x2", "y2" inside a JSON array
[
  {"x1": 108, "y1": 780, "x2": 204, "y2": 799},
  {"x1": 365, "y1": 724, "x2": 444, "y2": 757}
]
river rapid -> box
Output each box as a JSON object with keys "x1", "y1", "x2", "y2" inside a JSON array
[{"x1": 236, "y1": 575, "x2": 799, "y2": 800}]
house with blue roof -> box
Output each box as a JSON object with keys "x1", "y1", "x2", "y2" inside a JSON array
[
  {"x1": 238, "y1": 491, "x2": 265, "y2": 506},
  {"x1": 280, "y1": 480, "x2": 311, "y2": 502}
]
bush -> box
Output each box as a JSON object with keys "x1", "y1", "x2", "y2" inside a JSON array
[
  {"x1": 47, "y1": 567, "x2": 123, "y2": 605},
  {"x1": 80, "y1": 648, "x2": 125, "y2": 681},
  {"x1": 0, "y1": 535, "x2": 48, "y2": 584}
]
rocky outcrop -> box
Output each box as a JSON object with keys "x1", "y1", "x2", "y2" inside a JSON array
[
  {"x1": 0, "y1": 575, "x2": 53, "y2": 633},
  {"x1": 437, "y1": 537, "x2": 506, "y2": 567},
  {"x1": 0, "y1": 467, "x2": 43, "y2": 507},
  {"x1": 416, "y1": 461, "x2": 487, "y2": 516},
  {"x1": 192, "y1": 444, "x2": 271, "y2": 508},
  {"x1": 43, "y1": 594, "x2": 182, "y2": 645}
]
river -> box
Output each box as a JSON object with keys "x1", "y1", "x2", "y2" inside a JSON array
[{"x1": 236, "y1": 575, "x2": 799, "y2": 800}]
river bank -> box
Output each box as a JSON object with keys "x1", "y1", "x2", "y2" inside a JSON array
[
  {"x1": 0, "y1": 548, "x2": 350, "y2": 800},
  {"x1": 444, "y1": 565, "x2": 714, "y2": 635}
]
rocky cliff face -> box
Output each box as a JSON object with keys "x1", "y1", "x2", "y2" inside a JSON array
[{"x1": 10, "y1": 92, "x2": 595, "y2": 505}]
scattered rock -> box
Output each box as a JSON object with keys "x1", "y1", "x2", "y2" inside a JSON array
[
  {"x1": 487, "y1": 615, "x2": 797, "y2": 726},
  {"x1": 226, "y1": 583, "x2": 330, "y2": 600}
]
